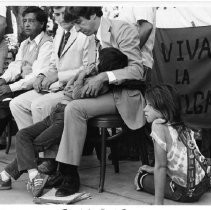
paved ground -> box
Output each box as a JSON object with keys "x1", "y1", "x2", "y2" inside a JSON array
[{"x1": 0, "y1": 138, "x2": 211, "y2": 207}]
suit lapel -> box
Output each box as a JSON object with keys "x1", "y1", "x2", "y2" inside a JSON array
[
  {"x1": 55, "y1": 27, "x2": 65, "y2": 57},
  {"x1": 60, "y1": 26, "x2": 77, "y2": 57}
]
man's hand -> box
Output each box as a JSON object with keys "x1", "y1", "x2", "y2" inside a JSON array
[
  {"x1": 0, "y1": 78, "x2": 6, "y2": 86},
  {"x1": 41, "y1": 77, "x2": 53, "y2": 90},
  {"x1": 64, "y1": 72, "x2": 81, "y2": 91},
  {"x1": 0, "y1": 85, "x2": 12, "y2": 96},
  {"x1": 81, "y1": 72, "x2": 108, "y2": 98},
  {"x1": 33, "y1": 75, "x2": 45, "y2": 93}
]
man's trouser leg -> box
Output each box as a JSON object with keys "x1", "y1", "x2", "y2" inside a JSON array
[
  {"x1": 4, "y1": 158, "x2": 23, "y2": 180},
  {"x1": 15, "y1": 115, "x2": 64, "y2": 172},
  {"x1": 10, "y1": 90, "x2": 64, "y2": 129},
  {"x1": 0, "y1": 92, "x2": 16, "y2": 136},
  {"x1": 56, "y1": 92, "x2": 118, "y2": 166}
]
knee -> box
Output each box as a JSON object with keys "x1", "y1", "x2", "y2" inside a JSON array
[
  {"x1": 15, "y1": 129, "x2": 27, "y2": 147},
  {"x1": 9, "y1": 97, "x2": 21, "y2": 113},
  {"x1": 65, "y1": 100, "x2": 85, "y2": 117}
]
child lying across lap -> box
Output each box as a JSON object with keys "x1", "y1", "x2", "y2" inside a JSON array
[{"x1": 63, "y1": 47, "x2": 128, "y2": 100}]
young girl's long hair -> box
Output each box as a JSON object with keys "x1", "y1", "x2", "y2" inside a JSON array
[{"x1": 145, "y1": 84, "x2": 183, "y2": 129}]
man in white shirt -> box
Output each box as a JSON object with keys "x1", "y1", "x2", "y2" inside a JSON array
[
  {"x1": 10, "y1": 6, "x2": 94, "y2": 129},
  {"x1": 0, "y1": 6, "x2": 53, "y2": 148}
]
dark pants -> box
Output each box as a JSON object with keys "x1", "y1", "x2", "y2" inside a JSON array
[
  {"x1": 201, "y1": 128, "x2": 211, "y2": 158},
  {"x1": 4, "y1": 103, "x2": 65, "y2": 180},
  {"x1": 137, "y1": 173, "x2": 180, "y2": 201},
  {"x1": 137, "y1": 173, "x2": 208, "y2": 202},
  {"x1": 0, "y1": 90, "x2": 25, "y2": 136}
]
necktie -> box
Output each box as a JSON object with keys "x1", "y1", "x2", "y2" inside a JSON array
[
  {"x1": 95, "y1": 36, "x2": 102, "y2": 63},
  {"x1": 59, "y1": 31, "x2": 71, "y2": 57}
]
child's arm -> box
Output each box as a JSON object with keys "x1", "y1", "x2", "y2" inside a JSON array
[
  {"x1": 154, "y1": 140, "x2": 167, "y2": 205},
  {"x1": 152, "y1": 123, "x2": 167, "y2": 205}
]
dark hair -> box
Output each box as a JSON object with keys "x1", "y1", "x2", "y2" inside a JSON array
[
  {"x1": 98, "y1": 47, "x2": 128, "y2": 72},
  {"x1": 145, "y1": 84, "x2": 182, "y2": 126},
  {"x1": 64, "y1": 7, "x2": 103, "y2": 23},
  {"x1": 22, "y1": 6, "x2": 48, "y2": 31}
]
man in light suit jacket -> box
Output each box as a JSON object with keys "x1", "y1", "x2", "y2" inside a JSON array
[
  {"x1": 53, "y1": 7, "x2": 146, "y2": 197},
  {"x1": 10, "y1": 6, "x2": 95, "y2": 129}
]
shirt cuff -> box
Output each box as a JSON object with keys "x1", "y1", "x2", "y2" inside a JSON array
[
  {"x1": 9, "y1": 83, "x2": 19, "y2": 92},
  {"x1": 106, "y1": 72, "x2": 117, "y2": 84}
]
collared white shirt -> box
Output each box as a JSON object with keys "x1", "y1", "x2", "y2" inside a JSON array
[
  {"x1": 1, "y1": 31, "x2": 53, "y2": 92},
  {"x1": 96, "y1": 17, "x2": 117, "y2": 84},
  {"x1": 27, "y1": 32, "x2": 44, "y2": 52}
]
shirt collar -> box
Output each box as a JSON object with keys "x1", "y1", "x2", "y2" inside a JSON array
[
  {"x1": 96, "y1": 17, "x2": 102, "y2": 43},
  {"x1": 27, "y1": 31, "x2": 44, "y2": 45}
]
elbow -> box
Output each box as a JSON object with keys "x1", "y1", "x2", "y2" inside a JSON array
[{"x1": 155, "y1": 164, "x2": 167, "y2": 172}]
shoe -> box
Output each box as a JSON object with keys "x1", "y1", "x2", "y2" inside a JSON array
[
  {"x1": 0, "y1": 175, "x2": 11, "y2": 190},
  {"x1": 55, "y1": 172, "x2": 80, "y2": 197},
  {"x1": 45, "y1": 172, "x2": 64, "y2": 188},
  {"x1": 27, "y1": 173, "x2": 49, "y2": 197},
  {"x1": 38, "y1": 159, "x2": 58, "y2": 175}
]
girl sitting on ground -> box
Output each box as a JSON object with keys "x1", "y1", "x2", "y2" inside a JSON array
[{"x1": 134, "y1": 84, "x2": 210, "y2": 204}]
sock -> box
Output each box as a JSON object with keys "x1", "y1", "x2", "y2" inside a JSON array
[
  {"x1": 28, "y1": 169, "x2": 39, "y2": 181},
  {"x1": 1, "y1": 170, "x2": 11, "y2": 181},
  {"x1": 59, "y1": 163, "x2": 78, "y2": 177}
]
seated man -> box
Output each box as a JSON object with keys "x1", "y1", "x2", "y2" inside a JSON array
[
  {"x1": 0, "y1": 47, "x2": 128, "y2": 197},
  {"x1": 0, "y1": 6, "x2": 52, "y2": 148},
  {"x1": 10, "y1": 6, "x2": 95, "y2": 130},
  {"x1": 53, "y1": 6, "x2": 146, "y2": 197}
]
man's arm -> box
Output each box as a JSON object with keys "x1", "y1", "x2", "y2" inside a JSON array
[
  {"x1": 9, "y1": 41, "x2": 53, "y2": 92},
  {"x1": 109, "y1": 22, "x2": 144, "y2": 85},
  {"x1": 0, "y1": 15, "x2": 6, "y2": 42},
  {"x1": 137, "y1": 20, "x2": 153, "y2": 49},
  {"x1": 0, "y1": 39, "x2": 25, "y2": 83}
]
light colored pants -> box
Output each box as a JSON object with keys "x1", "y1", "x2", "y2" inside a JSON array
[
  {"x1": 56, "y1": 92, "x2": 118, "y2": 166},
  {"x1": 10, "y1": 90, "x2": 65, "y2": 129},
  {"x1": 0, "y1": 39, "x2": 8, "y2": 74}
]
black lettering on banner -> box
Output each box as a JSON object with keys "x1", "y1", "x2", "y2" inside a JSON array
[
  {"x1": 198, "y1": 38, "x2": 211, "y2": 59},
  {"x1": 175, "y1": 69, "x2": 190, "y2": 84},
  {"x1": 194, "y1": 91, "x2": 204, "y2": 114},
  {"x1": 182, "y1": 69, "x2": 190, "y2": 84},
  {"x1": 161, "y1": 42, "x2": 172, "y2": 62},
  {"x1": 186, "y1": 39, "x2": 199, "y2": 60},
  {"x1": 205, "y1": 90, "x2": 211, "y2": 113},
  {"x1": 177, "y1": 40, "x2": 184, "y2": 61},
  {"x1": 181, "y1": 94, "x2": 193, "y2": 114}
]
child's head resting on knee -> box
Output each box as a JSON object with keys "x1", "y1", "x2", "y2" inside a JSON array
[{"x1": 144, "y1": 84, "x2": 182, "y2": 125}]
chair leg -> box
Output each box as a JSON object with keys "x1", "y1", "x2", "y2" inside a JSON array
[
  {"x1": 110, "y1": 141, "x2": 119, "y2": 173},
  {"x1": 99, "y1": 127, "x2": 106, "y2": 193},
  {"x1": 5, "y1": 121, "x2": 12, "y2": 154}
]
